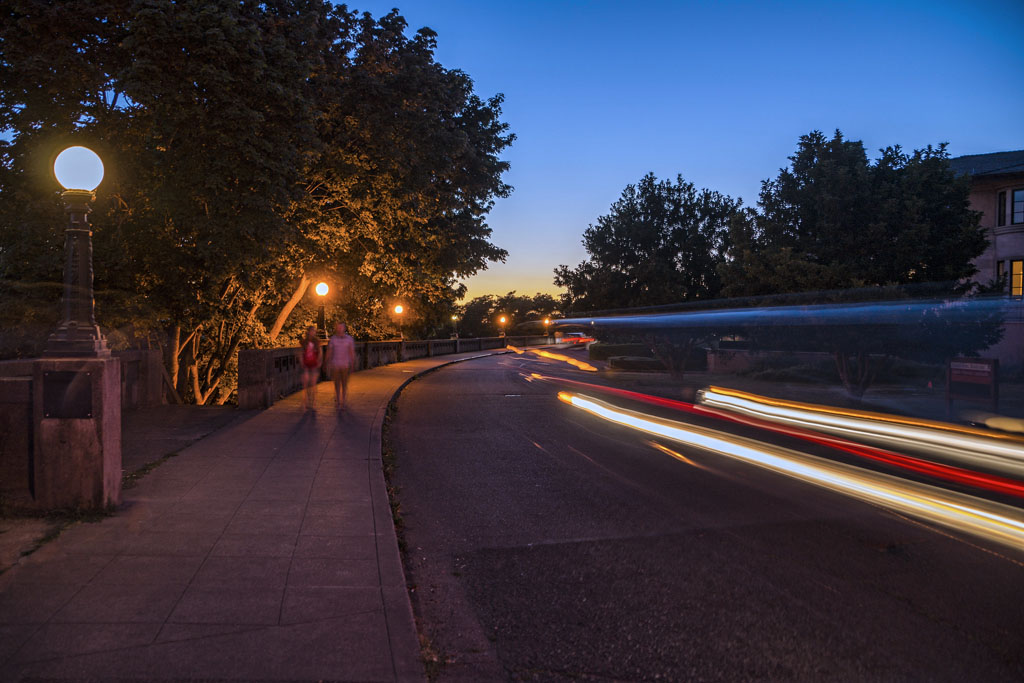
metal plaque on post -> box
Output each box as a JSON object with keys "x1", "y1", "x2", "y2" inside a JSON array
[{"x1": 42, "y1": 370, "x2": 93, "y2": 419}]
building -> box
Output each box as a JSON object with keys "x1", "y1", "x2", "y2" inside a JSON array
[{"x1": 949, "y1": 150, "x2": 1024, "y2": 369}]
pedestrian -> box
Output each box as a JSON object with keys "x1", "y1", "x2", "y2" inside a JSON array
[
  {"x1": 298, "y1": 325, "x2": 321, "y2": 410},
  {"x1": 325, "y1": 322, "x2": 357, "y2": 410}
]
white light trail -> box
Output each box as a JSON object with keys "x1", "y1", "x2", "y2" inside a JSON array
[
  {"x1": 697, "y1": 387, "x2": 1024, "y2": 479},
  {"x1": 560, "y1": 392, "x2": 1024, "y2": 552}
]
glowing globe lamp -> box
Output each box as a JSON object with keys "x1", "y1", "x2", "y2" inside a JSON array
[
  {"x1": 54, "y1": 146, "x2": 104, "y2": 192},
  {"x1": 315, "y1": 282, "x2": 329, "y2": 296}
]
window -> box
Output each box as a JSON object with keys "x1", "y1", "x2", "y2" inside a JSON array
[
  {"x1": 997, "y1": 191, "x2": 1006, "y2": 226},
  {"x1": 1012, "y1": 260, "x2": 1023, "y2": 298},
  {"x1": 1014, "y1": 190, "x2": 1024, "y2": 225}
]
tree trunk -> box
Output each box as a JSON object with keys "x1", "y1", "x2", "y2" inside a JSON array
[
  {"x1": 196, "y1": 293, "x2": 265, "y2": 405},
  {"x1": 177, "y1": 332, "x2": 195, "y2": 401},
  {"x1": 268, "y1": 274, "x2": 311, "y2": 344},
  {"x1": 834, "y1": 350, "x2": 876, "y2": 399},
  {"x1": 167, "y1": 325, "x2": 181, "y2": 388}
]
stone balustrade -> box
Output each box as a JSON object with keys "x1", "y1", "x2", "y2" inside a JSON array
[{"x1": 237, "y1": 336, "x2": 549, "y2": 410}]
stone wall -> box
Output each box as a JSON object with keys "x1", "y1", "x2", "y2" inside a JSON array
[{"x1": 238, "y1": 336, "x2": 549, "y2": 410}]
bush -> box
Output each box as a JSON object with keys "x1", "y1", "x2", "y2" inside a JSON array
[
  {"x1": 589, "y1": 342, "x2": 653, "y2": 361},
  {"x1": 743, "y1": 357, "x2": 838, "y2": 384},
  {"x1": 608, "y1": 356, "x2": 668, "y2": 372}
]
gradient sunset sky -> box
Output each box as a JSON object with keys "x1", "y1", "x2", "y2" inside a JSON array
[{"x1": 353, "y1": 0, "x2": 1024, "y2": 301}]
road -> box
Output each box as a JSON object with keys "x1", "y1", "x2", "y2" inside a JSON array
[{"x1": 389, "y1": 349, "x2": 1024, "y2": 681}]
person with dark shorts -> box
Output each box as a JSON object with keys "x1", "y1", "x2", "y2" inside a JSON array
[
  {"x1": 298, "y1": 325, "x2": 321, "y2": 410},
  {"x1": 325, "y1": 322, "x2": 357, "y2": 410}
]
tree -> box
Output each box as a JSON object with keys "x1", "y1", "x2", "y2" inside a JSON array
[
  {"x1": 554, "y1": 173, "x2": 740, "y2": 382},
  {"x1": 721, "y1": 130, "x2": 997, "y2": 397},
  {"x1": 267, "y1": 8, "x2": 513, "y2": 343},
  {"x1": 555, "y1": 173, "x2": 739, "y2": 311},
  {"x1": 456, "y1": 292, "x2": 559, "y2": 338},
  {"x1": 0, "y1": 2, "x2": 513, "y2": 403}
]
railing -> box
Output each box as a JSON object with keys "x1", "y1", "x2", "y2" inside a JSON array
[{"x1": 237, "y1": 335, "x2": 550, "y2": 410}]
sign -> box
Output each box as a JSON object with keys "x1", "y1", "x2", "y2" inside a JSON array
[{"x1": 947, "y1": 357, "x2": 998, "y2": 415}]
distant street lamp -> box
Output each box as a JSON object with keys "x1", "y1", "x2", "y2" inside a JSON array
[
  {"x1": 498, "y1": 315, "x2": 507, "y2": 337},
  {"x1": 451, "y1": 314, "x2": 459, "y2": 338},
  {"x1": 315, "y1": 281, "x2": 329, "y2": 339},
  {"x1": 394, "y1": 304, "x2": 405, "y2": 339},
  {"x1": 44, "y1": 146, "x2": 109, "y2": 357},
  {"x1": 543, "y1": 317, "x2": 551, "y2": 339}
]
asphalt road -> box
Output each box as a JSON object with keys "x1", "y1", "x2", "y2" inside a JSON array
[{"x1": 389, "y1": 350, "x2": 1024, "y2": 681}]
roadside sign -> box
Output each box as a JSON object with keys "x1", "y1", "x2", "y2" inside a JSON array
[{"x1": 947, "y1": 357, "x2": 998, "y2": 416}]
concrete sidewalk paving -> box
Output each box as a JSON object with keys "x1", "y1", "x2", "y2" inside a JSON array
[{"x1": 0, "y1": 349, "x2": 508, "y2": 682}]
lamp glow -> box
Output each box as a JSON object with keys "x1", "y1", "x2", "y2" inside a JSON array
[
  {"x1": 394, "y1": 304, "x2": 404, "y2": 315},
  {"x1": 315, "y1": 282, "x2": 328, "y2": 296},
  {"x1": 54, "y1": 146, "x2": 104, "y2": 192}
]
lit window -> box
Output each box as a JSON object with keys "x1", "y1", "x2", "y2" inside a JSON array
[
  {"x1": 997, "y1": 191, "x2": 1006, "y2": 226},
  {"x1": 1012, "y1": 260, "x2": 1023, "y2": 298},
  {"x1": 1013, "y1": 190, "x2": 1024, "y2": 225}
]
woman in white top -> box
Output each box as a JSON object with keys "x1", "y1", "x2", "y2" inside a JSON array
[{"x1": 325, "y1": 322, "x2": 357, "y2": 410}]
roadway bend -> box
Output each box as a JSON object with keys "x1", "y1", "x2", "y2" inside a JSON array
[{"x1": 387, "y1": 351, "x2": 1024, "y2": 681}]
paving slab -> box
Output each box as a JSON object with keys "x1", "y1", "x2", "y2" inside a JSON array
[{"x1": 0, "y1": 348, "x2": 510, "y2": 682}]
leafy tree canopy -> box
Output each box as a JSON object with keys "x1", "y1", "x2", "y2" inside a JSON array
[
  {"x1": 719, "y1": 130, "x2": 996, "y2": 397},
  {"x1": 0, "y1": 1, "x2": 513, "y2": 403},
  {"x1": 721, "y1": 130, "x2": 986, "y2": 296},
  {"x1": 457, "y1": 291, "x2": 559, "y2": 338},
  {"x1": 554, "y1": 172, "x2": 740, "y2": 312}
]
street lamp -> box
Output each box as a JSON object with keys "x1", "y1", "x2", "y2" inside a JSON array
[
  {"x1": 543, "y1": 317, "x2": 551, "y2": 340},
  {"x1": 450, "y1": 314, "x2": 459, "y2": 338},
  {"x1": 315, "y1": 281, "x2": 328, "y2": 339},
  {"x1": 394, "y1": 304, "x2": 405, "y2": 339},
  {"x1": 498, "y1": 315, "x2": 507, "y2": 337},
  {"x1": 44, "y1": 146, "x2": 109, "y2": 357}
]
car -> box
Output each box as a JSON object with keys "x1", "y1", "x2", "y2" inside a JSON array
[{"x1": 561, "y1": 332, "x2": 593, "y2": 344}]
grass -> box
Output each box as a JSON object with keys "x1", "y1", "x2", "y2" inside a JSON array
[
  {"x1": 0, "y1": 505, "x2": 115, "y2": 575},
  {"x1": 121, "y1": 451, "x2": 180, "y2": 490},
  {"x1": 1, "y1": 450, "x2": 182, "y2": 575},
  {"x1": 382, "y1": 371, "x2": 452, "y2": 681}
]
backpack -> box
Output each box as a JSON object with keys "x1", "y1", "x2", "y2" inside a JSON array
[{"x1": 302, "y1": 341, "x2": 318, "y2": 368}]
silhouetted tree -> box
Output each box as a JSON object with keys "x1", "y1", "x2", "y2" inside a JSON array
[
  {"x1": 555, "y1": 173, "x2": 740, "y2": 311},
  {"x1": 721, "y1": 130, "x2": 998, "y2": 397}
]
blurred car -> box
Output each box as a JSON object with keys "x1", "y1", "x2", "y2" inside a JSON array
[{"x1": 561, "y1": 332, "x2": 594, "y2": 344}]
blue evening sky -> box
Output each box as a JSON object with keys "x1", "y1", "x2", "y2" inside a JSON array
[{"x1": 351, "y1": 0, "x2": 1024, "y2": 301}]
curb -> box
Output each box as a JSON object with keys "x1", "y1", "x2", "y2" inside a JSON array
[{"x1": 366, "y1": 349, "x2": 511, "y2": 682}]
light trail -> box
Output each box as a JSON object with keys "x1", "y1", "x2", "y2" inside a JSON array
[
  {"x1": 529, "y1": 372, "x2": 1024, "y2": 499},
  {"x1": 554, "y1": 294, "x2": 1010, "y2": 331},
  {"x1": 507, "y1": 345, "x2": 598, "y2": 372},
  {"x1": 559, "y1": 392, "x2": 1024, "y2": 552},
  {"x1": 699, "y1": 386, "x2": 1024, "y2": 479}
]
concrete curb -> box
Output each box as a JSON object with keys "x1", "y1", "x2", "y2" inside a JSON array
[{"x1": 367, "y1": 349, "x2": 511, "y2": 682}]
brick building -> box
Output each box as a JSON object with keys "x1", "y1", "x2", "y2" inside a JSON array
[{"x1": 950, "y1": 150, "x2": 1024, "y2": 368}]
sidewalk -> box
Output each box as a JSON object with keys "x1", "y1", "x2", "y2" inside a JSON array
[{"x1": 0, "y1": 349, "x2": 507, "y2": 682}]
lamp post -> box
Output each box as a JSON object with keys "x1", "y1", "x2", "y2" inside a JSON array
[
  {"x1": 44, "y1": 146, "x2": 109, "y2": 357},
  {"x1": 543, "y1": 317, "x2": 551, "y2": 341},
  {"x1": 394, "y1": 304, "x2": 405, "y2": 340},
  {"x1": 34, "y1": 146, "x2": 122, "y2": 512},
  {"x1": 315, "y1": 281, "x2": 329, "y2": 339},
  {"x1": 498, "y1": 315, "x2": 507, "y2": 337},
  {"x1": 451, "y1": 314, "x2": 459, "y2": 338}
]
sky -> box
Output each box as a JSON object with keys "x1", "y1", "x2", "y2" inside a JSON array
[{"x1": 351, "y1": 0, "x2": 1024, "y2": 301}]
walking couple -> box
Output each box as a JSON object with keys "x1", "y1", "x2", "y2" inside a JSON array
[{"x1": 299, "y1": 323, "x2": 357, "y2": 411}]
